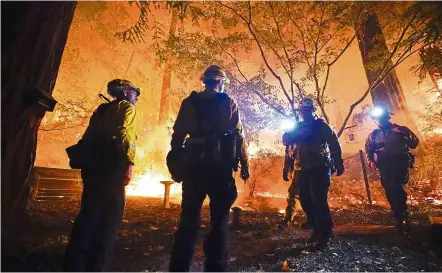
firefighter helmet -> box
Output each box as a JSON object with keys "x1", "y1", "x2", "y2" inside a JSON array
[
  {"x1": 107, "y1": 79, "x2": 140, "y2": 97},
  {"x1": 200, "y1": 65, "x2": 230, "y2": 84},
  {"x1": 298, "y1": 98, "x2": 315, "y2": 111},
  {"x1": 370, "y1": 106, "x2": 392, "y2": 120}
]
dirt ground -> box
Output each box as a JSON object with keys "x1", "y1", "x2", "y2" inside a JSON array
[{"x1": 2, "y1": 190, "x2": 442, "y2": 272}]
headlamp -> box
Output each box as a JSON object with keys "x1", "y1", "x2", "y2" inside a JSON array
[
  {"x1": 370, "y1": 107, "x2": 384, "y2": 118},
  {"x1": 280, "y1": 119, "x2": 296, "y2": 130}
]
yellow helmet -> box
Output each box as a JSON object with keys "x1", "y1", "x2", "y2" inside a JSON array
[{"x1": 200, "y1": 65, "x2": 230, "y2": 84}]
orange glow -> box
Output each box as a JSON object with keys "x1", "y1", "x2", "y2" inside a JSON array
[
  {"x1": 433, "y1": 128, "x2": 442, "y2": 135},
  {"x1": 278, "y1": 209, "x2": 285, "y2": 214},
  {"x1": 126, "y1": 172, "x2": 182, "y2": 197}
]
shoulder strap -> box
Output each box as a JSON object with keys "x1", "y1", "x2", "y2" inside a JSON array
[{"x1": 92, "y1": 101, "x2": 116, "y2": 135}]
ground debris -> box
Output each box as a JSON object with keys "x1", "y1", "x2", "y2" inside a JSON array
[{"x1": 3, "y1": 197, "x2": 442, "y2": 272}]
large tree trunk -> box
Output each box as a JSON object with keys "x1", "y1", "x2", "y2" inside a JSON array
[
  {"x1": 1, "y1": 2, "x2": 76, "y2": 240},
  {"x1": 154, "y1": 8, "x2": 179, "y2": 170},
  {"x1": 356, "y1": 14, "x2": 422, "y2": 139}
]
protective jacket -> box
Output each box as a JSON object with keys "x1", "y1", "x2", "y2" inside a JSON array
[
  {"x1": 365, "y1": 123, "x2": 418, "y2": 165},
  {"x1": 283, "y1": 119, "x2": 342, "y2": 170},
  {"x1": 83, "y1": 100, "x2": 137, "y2": 165},
  {"x1": 170, "y1": 91, "x2": 249, "y2": 167}
]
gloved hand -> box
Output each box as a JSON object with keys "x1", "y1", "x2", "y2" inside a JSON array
[
  {"x1": 283, "y1": 170, "x2": 290, "y2": 182},
  {"x1": 241, "y1": 166, "x2": 250, "y2": 181},
  {"x1": 391, "y1": 126, "x2": 408, "y2": 136},
  {"x1": 123, "y1": 163, "x2": 133, "y2": 186},
  {"x1": 335, "y1": 159, "x2": 345, "y2": 176}
]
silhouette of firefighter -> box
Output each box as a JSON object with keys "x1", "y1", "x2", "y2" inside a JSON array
[
  {"x1": 282, "y1": 98, "x2": 344, "y2": 249},
  {"x1": 278, "y1": 142, "x2": 311, "y2": 230},
  {"x1": 167, "y1": 65, "x2": 250, "y2": 271},
  {"x1": 64, "y1": 79, "x2": 139, "y2": 271},
  {"x1": 365, "y1": 106, "x2": 419, "y2": 231}
]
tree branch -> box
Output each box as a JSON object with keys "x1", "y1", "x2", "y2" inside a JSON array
[
  {"x1": 321, "y1": 34, "x2": 356, "y2": 101},
  {"x1": 287, "y1": 5, "x2": 311, "y2": 69},
  {"x1": 218, "y1": 1, "x2": 294, "y2": 114},
  {"x1": 268, "y1": 1, "x2": 296, "y2": 101},
  {"x1": 39, "y1": 123, "x2": 87, "y2": 132},
  {"x1": 336, "y1": 12, "x2": 420, "y2": 137},
  {"x1": 211, "y1": 19, "x2": 289, "y2": 118}
]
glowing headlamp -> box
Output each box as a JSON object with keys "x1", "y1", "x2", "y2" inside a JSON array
[
  {"x1": 370, "y1": 107, "x2": 384, "y2": 118},
  {"x1": 280, "y1": 119, "x2": 297, "y2": 130}
]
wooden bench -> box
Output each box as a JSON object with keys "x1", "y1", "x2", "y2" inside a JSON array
[{"x1": 30, "y1": 166, "x2": 82, "y2": 201}]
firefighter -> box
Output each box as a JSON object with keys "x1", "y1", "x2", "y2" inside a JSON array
[
  {"x1": 168, "y1": 65, "x2": 250, "y2": 272},
  {"x1": 278, "y1": 143, "x2": 311, "y2": 230},
  {"x1": 365, "y1": 106, "x2": 419, "y2": 231},
  {"x1": 283, "y1": 98, "x2": 344, "y2": 249},
  {"x1": 63, "y1": 79, "x2": 139, "y2": 271}
]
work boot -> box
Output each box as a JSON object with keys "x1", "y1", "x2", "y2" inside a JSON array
[
  {"x1": 306, "y1": 230, "x2": 320, "y2": 245},
  {"x1": 277, "y1": 220, "x2": 290, "y2": 230},
  {"x1": 300, "y1": 221, "x2": 311, "y2": 230},
  {"x1": 311, "y1": 235, "x2": 331, "y2": 250},
  {"x1": 396, "y1": 218, "x2": 411, "y2": 233}
]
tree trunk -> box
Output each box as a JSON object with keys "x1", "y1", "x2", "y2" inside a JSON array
[
  {"x1": 154, "y1": 8, "x2": 179, "y2": 169},
  {"x1": 356, "y1": 14, "x2": 422, "y2": 139},
  {"x1": 1, "y1": 2, "x2": 76, "y2": 240},
  {"x1": 419, "y1": 44, "x2": 442, "y2": 94}
]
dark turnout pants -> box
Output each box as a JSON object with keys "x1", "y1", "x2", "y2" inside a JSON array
[
  {"x1": 378, "y1": 155, "x2": 410, "y2": 223},
  {"x1": 284, "y1": 172, "x2": 299, "y2": 223},
  {"x1": 169, "y1": 163, "x2": 237, "y2": 272},
  {"x1": 298, "y1": 166, "x2": 333, "y2": 237},
  {"x1": 63, "y1": 168, "x2": 126, "y2": 272}
]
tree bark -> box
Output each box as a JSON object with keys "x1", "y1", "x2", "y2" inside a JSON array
[
  {"x1": 356, "y1": 13, "x2": 423, "y2": 141},
  {"x1": 1, "y1": 1, "x2": 77, "y2": 240},
  {"x1": 155, "y1": 8, "x2": 179, "y2": 168}
]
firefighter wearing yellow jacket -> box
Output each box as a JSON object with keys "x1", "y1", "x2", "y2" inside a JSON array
[
  {"x1": 63, "y1": 79, "x2": 139, "y2": 272},
  {"x1": 168, "y1": 65, "x2": 250, "y2": 272}
]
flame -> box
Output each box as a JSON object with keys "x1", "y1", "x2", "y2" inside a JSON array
[
  {"x1": 279, "y1": 209, "x2": 285, "y2": 214},
  {"x1": 433, "y1": 128, "x2": 442, "y2": 135},
  {"x1": 126, "y1": 172, "x2": 182, "y2": 197}
]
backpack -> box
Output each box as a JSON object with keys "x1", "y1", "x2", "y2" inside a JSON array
[
  {"x1": 184, "y1": 92, "x2": 239, "y2": 166},
  {"x1": 189, "y1": 91, "x2": 228, "y2": 137},
  {"x1": 66, "y1": 101, "x2": 119, "y2": 171}
]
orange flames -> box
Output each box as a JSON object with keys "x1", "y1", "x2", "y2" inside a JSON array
[{"x1": 126, "y1": 172, "x2": 182, "y2": 197}]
